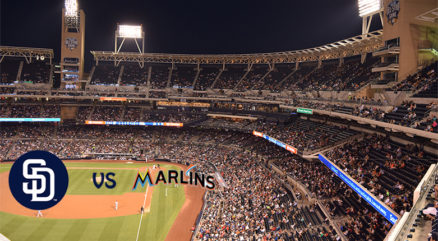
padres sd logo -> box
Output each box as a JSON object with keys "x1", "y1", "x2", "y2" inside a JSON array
[
  {"x1": 9, "y1": 151, "x2": 69, "y2": 210},
  {"x1": 387, "y1": 0, "x2": 400, "y2": 25}
]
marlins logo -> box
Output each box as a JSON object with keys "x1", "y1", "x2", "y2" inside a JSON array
[
  {"x1": 132, "y1": 165, "x2": 215, "y2": 190},
  {"x1": 9, "y1": 151, "x2": 69, "y2": 210},
  {"x1": 387, "y1": 0, "x2": 400, "y2": 25}
]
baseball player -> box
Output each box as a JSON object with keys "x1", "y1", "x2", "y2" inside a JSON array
[
  {"x1": 36, "y1": 210, "x2": 43, "y2": 217},
  {"x1": 115, "y1": 200, "x2": 118, "y2": 211}
]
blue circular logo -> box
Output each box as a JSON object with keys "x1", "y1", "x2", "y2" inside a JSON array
[{"x1": 9, "y1": 150, "x2": 69, "y2": 210}]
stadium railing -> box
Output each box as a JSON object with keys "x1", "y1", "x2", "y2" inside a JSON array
[
  {"x1": 269, "y1": 162, "x2": 315, "y2": 200},
  {"x1": 269, "y1": 160, "x2": 348, "y2": 240},
  {"x1": 191, "y1": 191, "x2": 209, "y2": 241},
  {"x1": 315, "y1": 199, "x2": 349, "y2": 241},
  {"x1": 385, "y1": 164, "x2": 437, "y2": 241}
]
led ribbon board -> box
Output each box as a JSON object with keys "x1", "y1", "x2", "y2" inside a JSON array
[
  {"x1": 0, "y1": 118, "x2": 61, "y2": 122},
  {"x1": 99, "y1": 97, "x2": 127, "y2": 102},
  {"x1": 252, "y1": 131, "x2": 298, "y2": 154},
  {"x1": 318, "y1": 154, "x2": 399, "y2": 224},
  {"x1": 156, "y1": 101, "x2": 210, "y2": 108},
  {"x1": 85, "y1": 120, "x2": 183, "y2": 127}
]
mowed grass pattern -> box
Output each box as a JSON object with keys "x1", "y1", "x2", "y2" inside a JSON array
[
  {"x1": 67, "y1": 169, "x2": 143, "y2": 195},
  {"x1": 0, "y1": 162, "x2": 186, "y2": 241}
]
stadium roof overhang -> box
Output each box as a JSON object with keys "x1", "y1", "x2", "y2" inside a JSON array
[
  {"x1": 0, "y1": 46, "x2": 54, "y2": 64},
  {"x1": 91, "y1": 30, "x2": 383, "y2": 65}
]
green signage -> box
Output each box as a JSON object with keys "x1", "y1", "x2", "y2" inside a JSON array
[{"x1": 297, "y1": 108, "x2": 313, "y2": 115}]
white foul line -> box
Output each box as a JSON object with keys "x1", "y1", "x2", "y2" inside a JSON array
[{"x1": 135, "y1": 183, "x2": 149, "y2": 241}]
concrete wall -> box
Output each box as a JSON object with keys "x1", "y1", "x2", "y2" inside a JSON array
[
  {"x1": 382, "y1": 0, "x2": 438, "y2": 81},
  {"x1": 61, "y1": 106, "x2": 78, "y2": 120}
]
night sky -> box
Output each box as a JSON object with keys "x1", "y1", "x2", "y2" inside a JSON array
[{"x1": 1, "y1": 0, "x2": 381, "y2": 70}]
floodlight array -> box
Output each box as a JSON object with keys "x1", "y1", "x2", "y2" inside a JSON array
[
  {"x1": 65, "y1": 0, "x2": 78, "y2": 17},
  {"x1": 358, "y1": 0, "x2": 382, "y2": 17},
  {"x1": 117, "y1": 25, "x2": 142, "y2": 38}
]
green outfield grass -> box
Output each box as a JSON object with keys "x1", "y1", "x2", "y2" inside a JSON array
[
  {"x1": 66, "y1": 163, "x2": 159, "y2": 195},
  {"x1": 0, "y1": 162, "x2": 186, "y2": 241},
  {"x1": 0, "y1": 163, "x2": 12, "y2": 173}
]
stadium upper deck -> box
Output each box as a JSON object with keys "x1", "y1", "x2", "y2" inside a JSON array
[{"x1": 1, "y1": 0, "x2": 437, "y2": 240}]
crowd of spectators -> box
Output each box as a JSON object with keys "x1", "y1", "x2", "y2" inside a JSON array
[
  {"x1": 322, "y1": 57, "x2": 379, "y2": 91},
  {"x1": 292, "y1": 62, "x2": 338, "y2": 91},
  {"x1": 418, "y1": 110, "x2": 437, "y2": 133},
  {"x1": 20, "y1": 61, "x2": 51, "y2": 84},
  {"x1": 0, "y1": 87, "x2": 15, "y2": 94},
  {"x1": 120, "y1": 63, "x2": 148, "y2": 86},
  {"x1": 1, "y1": 122, "x2": 435, "y2": 240},
  {"x1": 90, "y1": 63, "x2": 120, "y2": 86},
  {"x1": 123, "y1": 107, "x2": 142, "y2": 121},
  {"x1": 257, "y1": 118, "x2": 358, "y2": 151},
  {"x1": 235, "y1": 66, "x2": 268, "y2": 91},
  {"x1": 0, "y1": 104, "x2": 60, "y2": 118},
  {"x1": 1, "y1": 102, "x2": 207, "y2": 123},
  {"x1": 170, "y1": 66, "x2": 196, "y2": 88},
  {"x1": 150, "y1": 65, "x2": 170, "y2": 89},
  {"x1": 197, "y1": 118, "x2": 257, "y2": 131},
  {"x1": 1, "y1": 58, "x2": 51, "y2": 85},
  {"x1": 289, "y1": 98, "x2": 438, "y2": 133},
  {"x1": 196, "y1": 152, "x2": 334, "y2": 241},
  {"x1": 68, "y1": 105, "x2": 204, "y2": 123},
  {"x1": 195, "y1": 67, "x2": 220, "y2": 91},
  {"x1": 8, "y1": 99, "x2": 424, "y2": 155},
  {"x1": 413, "y1": 79, "x2": 438, "y2": 98},
  {"x1": 0, "y1": 59, "x2": 20, "y2": 85},
  {"x1": 383, "y1": 101, "x2": 430, "y2": 128},
  {"x1": 0, "y1": 140, "x2": 13, "y2": 158},
  {"x1": 142, "y1": 112, "x2": 203, "y2": 123},
  {"x1": 326, "y1": 134, "x2": 435, "y2": 217},
  {"x1": 260, "y1": 64, "x2": 295, "y2": 91},
  {"x1": 352, "y1": 105, "x2": 386, "y2": 121},
  {"x1": 284, "y1": 57, "x2": 379, "y2": 91},
  {"x1": 392, "y1": 61, "x2": 437, "y2": 92},
  {"x1": 0, "y1": 126, "x2": 340, "y2": 240},
  {"x1": 274, "y1": 155, "x2": 345, "y2": 199},
  {"x1": 214, "y1": 66, "x2": 245, "y2": 90},
  {"x1": 334, "y1": 194, "x2": 392, "y2": 241},
  {"x1": 148, "y1": 91, "x2": 167, "y2": 98},
  {"x1": 0, "y1": 55, "x2": 433, "y2": 96},
  {"x1": 90, "y1": 106, "x2": 122, "y2": 120},
  {"x1": 284, "y1": 65, "x2": 316, "y2": 91},
  {"x1": 100, "y1": 56, "x2": 377, "y2": 91},
  {"x1": 1, "y1": 96, "x2": 435, "y2": 136},
  {"x1": 273, "y1": 155, "x2": 392, "y2": 241},
  {"x1": 76, "y1": 106, "x2": 93, "y2": 121}
]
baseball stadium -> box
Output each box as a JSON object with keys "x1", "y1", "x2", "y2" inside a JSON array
[{"x1": 0, "y1": 0, "x2": 437, "y2": 240}]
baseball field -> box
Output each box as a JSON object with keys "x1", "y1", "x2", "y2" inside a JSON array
[{"x1": 0, "y1": 161, "x2": 205, "y2": 241}]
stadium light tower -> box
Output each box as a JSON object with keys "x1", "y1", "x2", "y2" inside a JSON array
[
  {"x1": 60, "y1": 0, "x2": 85, "y2": 89},
  {"x1": 114, "y1": 24, "x2": 144, "y2": 54},
  {"x1": 358, "y1": 0, "x2": 384, "y2": 35},
  {"x1": 64, "y1": 0, "x2": 79, "y2": 31}
]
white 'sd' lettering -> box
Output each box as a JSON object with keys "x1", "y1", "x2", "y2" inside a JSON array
[{"x1": 22, "y1": 159, "x2": 55, "y2": 202}]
